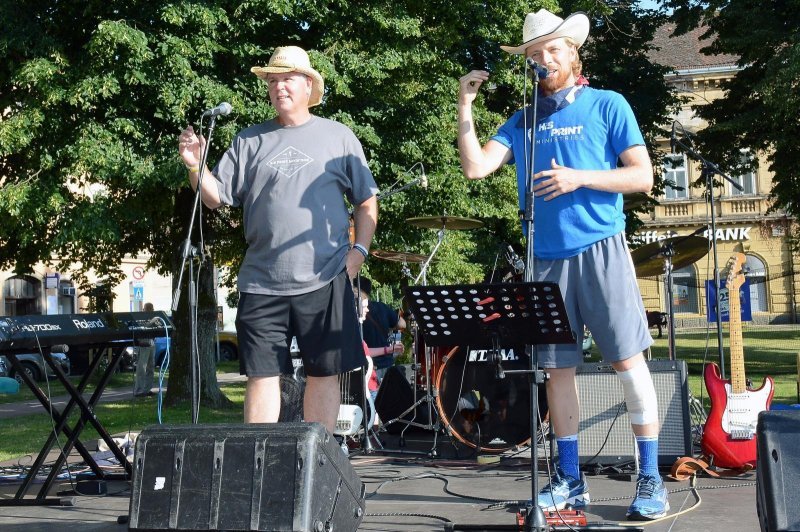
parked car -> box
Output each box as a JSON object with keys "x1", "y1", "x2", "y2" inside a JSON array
[
  {"x1": 0, "y1": 351, "x2": 71, "y2": 383},
  {"x1": 153, "y1": 331, "x2": 239, "y2": 367}
]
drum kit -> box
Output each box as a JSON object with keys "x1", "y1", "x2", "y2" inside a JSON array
[{"x1": 370, "y1": 214, "x2": 542, "y2": 455}]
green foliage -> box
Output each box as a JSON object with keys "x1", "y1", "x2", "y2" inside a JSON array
[
  {"x1": 0, "y1": 1, "x2": 677, "y2": 395},
  {"x1": 667, "y1": 0, "x2": 800, "y2": 247}
]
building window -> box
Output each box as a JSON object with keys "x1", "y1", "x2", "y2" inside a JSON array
[
  {"x1": 664, "y1": 154, "x2": 689, "y2": 200},
  {"x1": 730, "y1": 153, "x2": 756, "y2": 196},
  {"x1": 745, "y1": 254, "x2": 768, "y2": 312},
  {"x1": 3, "y1": 275, "x2": 42, "y2": 315},
  {"x1": 668, "y1": 264, "x2": 699, "y2": 314},
  {"x1": 58, "y1": 280, "x2": 76, "y2": 314}
]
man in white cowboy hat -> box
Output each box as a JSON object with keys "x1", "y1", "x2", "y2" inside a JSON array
[
  {"x1": 457, "y1": 9, "x2": 668, "y2": 521},
  {"x1": 178, "y1": 45, "x2": 378, "y2": 435}
]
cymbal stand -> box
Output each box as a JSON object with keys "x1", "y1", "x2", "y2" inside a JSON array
[
  {"x1": 380, "y1": 225, "x2": 447, "y2": 457},
  {"x1": 660, "y1": 242, "x2": 678, "y2": 360}
]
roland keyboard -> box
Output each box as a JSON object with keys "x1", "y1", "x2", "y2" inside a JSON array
[{"x1": 0, "y1": 311, "x2": 172, "y2": 351}]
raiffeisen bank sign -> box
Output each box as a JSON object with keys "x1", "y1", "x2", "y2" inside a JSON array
[{"x1": 634, "y1": 226, "x2": 752, "y2": 245}]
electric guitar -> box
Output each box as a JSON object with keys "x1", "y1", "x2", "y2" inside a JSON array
[
  {"x1": 335, "y1": 354, "x2": 376, "y2": 436},
  {"x1": 701, "y1": 251, "x2": 774, "y2": 469}
]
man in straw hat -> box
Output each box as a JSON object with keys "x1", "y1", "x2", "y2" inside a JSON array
[
  {"x1": 178, "y1": 45, "x2": 378, "y2": 434},
  {"x1": 457, "y1": 9, "x2": 668, "y2": 520}
]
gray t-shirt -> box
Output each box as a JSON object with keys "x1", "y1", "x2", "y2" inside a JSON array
[{"x1": 213, "y1": 116, "x2": 378, "y2": 296}]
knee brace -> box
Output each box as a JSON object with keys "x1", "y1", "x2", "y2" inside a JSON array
[{"x1": 616, "y1": 362, "x2": 659, "y2": 426}]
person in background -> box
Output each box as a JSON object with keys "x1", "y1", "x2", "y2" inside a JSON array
[
  {"x1": 178, "y1": 45, "x2": 378, "y2": 433},
  {"x1": 355, "y1": 277, "x2": 405, "y2": 384},
  {"x1": 133, "y1": 302, "x2": 156, "y2": 397},
  {"x1": 457, "y1": 9, "x2": 667, "y2": 521}
]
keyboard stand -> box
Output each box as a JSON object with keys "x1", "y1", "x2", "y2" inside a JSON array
[{"x1": 1, "y1": 344, "x2": 133, "y2": 507}]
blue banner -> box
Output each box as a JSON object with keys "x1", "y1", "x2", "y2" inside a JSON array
[{"x1": 706, "y1": 279, "x2": 752, "y2": 322}]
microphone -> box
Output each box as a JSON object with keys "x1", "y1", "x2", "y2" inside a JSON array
[
  {"x1": 670, "y1": 122, "x2": 677, "y2": 154},
  {"x1": 419, "y1": 170, "x2": 428, "y2": 189},
  {"x1": 505, "y1": 245, "x2": 525, "y2": 274},
  {"x1": 525, "y1": 57, "x2": 549, "y2": 80},
  {"x1": 201, "y1": 102, "x2": 232, "y2": 118}
]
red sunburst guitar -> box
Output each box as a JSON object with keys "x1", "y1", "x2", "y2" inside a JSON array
[{"x1": 701, "y1": 250, "x2": 774, "y2": 469}]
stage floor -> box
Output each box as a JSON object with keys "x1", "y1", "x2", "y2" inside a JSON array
[{"x1": 0, "y1": 428, "x2": 760, "y2": 531}]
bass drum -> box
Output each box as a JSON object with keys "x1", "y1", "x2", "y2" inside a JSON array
[{"x1": 435, "y1": 345, "x2": 547, "y2": 453}]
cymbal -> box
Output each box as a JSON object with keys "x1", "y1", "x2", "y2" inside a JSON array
[
  {"x1": 371, "y1": 249, "x2": 429, "y2": 263},
  {"x1": 406, "y1": 215, "x2": 484, "y2": 230},
  {"x1": 630, "y1": 236, "x2": 709, "y2": 277},
  {"x1": 623, "y1": 193, "x2": 651, "y2": 211}
]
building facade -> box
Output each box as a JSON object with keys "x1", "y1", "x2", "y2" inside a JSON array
[{"x1": 638, "y1": 24, "x2": 799, "y2": 326}]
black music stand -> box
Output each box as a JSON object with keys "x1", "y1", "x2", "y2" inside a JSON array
[{"x1": 405, "y1": 282, "x2": 574, "y2": 492}]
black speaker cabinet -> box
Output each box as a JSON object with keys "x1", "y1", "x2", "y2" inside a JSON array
[
  {"x1": 757, "y1": 409, "x2": 800, "y2": 532},
  {"x1": 128, "y1": 423, "x2": 365, "y2": 531},
  {"x1": 575, "y1": 359, "x2": 691, "y2": 467}
]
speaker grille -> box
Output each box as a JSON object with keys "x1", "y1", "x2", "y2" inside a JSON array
[{"x1": 576, "y1": 359, "x2": 691, "y2": 466}]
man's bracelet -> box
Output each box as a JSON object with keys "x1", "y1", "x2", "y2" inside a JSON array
[
  {"x1": 352, "y1": 243, "x2": 369, "y2": 260},
  {"x1": 186, "y1": 165, "x2": 200, "y2": 173},
  {"x1": 383, "y1": 346, "x2": 388, "y2": 355}
]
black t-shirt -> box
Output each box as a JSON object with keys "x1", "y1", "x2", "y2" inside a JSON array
[{"x1": 362, "y1": 300, "x2": 399, "y2": 369}]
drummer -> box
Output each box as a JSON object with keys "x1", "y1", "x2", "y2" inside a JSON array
[{"x1": 355, "y1": 278, "x2": 405, "y2": 385}]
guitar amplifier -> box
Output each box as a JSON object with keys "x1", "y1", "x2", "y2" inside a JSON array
[
  {"x1": 128, "y1": 423, "x2": 365, "y2": 531},
  {"x1": 576, "y1": 360, "x2": 692, "y2": 467},
  {"x1": 757, "y1": 409, "x2": 800, "y2": 532}
]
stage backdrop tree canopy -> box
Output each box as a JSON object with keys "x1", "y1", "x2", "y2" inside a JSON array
[{"x1": 0, "y1": 0, "x2": 675, "y2": 408}]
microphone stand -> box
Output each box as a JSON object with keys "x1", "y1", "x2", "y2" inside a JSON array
[
  {"x1": 521, "y1": 69, "x2": 548, "y2": 532},
  {"x1": 172, "y1": 114, "x2": 220, "y2": 423},
  {"x1": 376, "y1": 162, "x2": 426, "y2": 201},
  {"x1": 672, "y1": 132, "x2": 743, "y2": 379}
]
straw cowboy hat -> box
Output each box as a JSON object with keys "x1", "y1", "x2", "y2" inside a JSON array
[
  {"x1": 500, "y1": 9, "x2": 590, "y2": 55},
  {"x1": 251, "y1": 46, "x2": 325, "y2": 107}
]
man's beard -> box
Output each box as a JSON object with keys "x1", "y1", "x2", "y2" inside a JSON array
[{"x1": 539, "y1": 66, "x2": 573, "y2": 94}]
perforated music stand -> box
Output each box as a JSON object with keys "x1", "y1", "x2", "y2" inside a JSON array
[
  {"x1": 406, "y1": 281, "x2": 575, "y2": 530},
  {"x1": 405, "y1": 281, "x2": 574, "y2": 349}
]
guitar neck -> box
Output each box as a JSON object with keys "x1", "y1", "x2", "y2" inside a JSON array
[{"x1": 728, "y1": 283, "x2": 747, "y2": 393}]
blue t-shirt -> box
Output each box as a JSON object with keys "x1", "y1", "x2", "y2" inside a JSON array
[{"x1": 491, "y1": 87, "x2": 645, "y2": 259}]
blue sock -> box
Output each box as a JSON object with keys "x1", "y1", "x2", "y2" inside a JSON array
[
  {"x1": 556, "y1": 435, "x2": 580, "y2": 479},
  {"x1": 636, "y1": 436, "x2": 660, "y2": 478}
]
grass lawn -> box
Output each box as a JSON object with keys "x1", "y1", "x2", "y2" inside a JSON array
[{"x1": 1, "y1": 327, "x2": 797, "y2": 462}]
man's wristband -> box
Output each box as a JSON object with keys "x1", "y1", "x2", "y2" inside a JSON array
[
  {"x1": 383, "y1": 346, "x2": 388, "y2": 355},
  {"x1": 186, "y1": 165, "x2": 200, "y2": 173},
  {"x1": 352, "y1": 243, "x2": 369, "y2": 260}
]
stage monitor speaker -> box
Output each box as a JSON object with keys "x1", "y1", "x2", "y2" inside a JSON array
[
  {"x1": 128, "y1": 423, "x2": 365, "y2": 531},
  {"x1": 756, "y1": 409, "x2": 800, "y2": 532},
  {"x1": 375, "y1": 365, "x2": 429, "y2": 434},
  {"x1": 575, "y1": 359, "x2": 691, "y2": 467}
]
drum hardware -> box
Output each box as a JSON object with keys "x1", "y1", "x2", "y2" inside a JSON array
[{"x1": 631, "y1": 229, "x2": 710, "y2": 360}]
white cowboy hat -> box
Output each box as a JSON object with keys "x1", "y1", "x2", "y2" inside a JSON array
[
  {"x1": 251, "y1": 46, "x2": 325, "y2": 107},
  {"x1": 500, "y1": 9, "x2": 590, "y2": 55}
]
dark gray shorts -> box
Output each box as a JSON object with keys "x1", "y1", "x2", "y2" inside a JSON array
[
  {"x1": 533, "y1": 232, "x2": 653, "y2": 368},
  {"x1": 235, "y1": 270, "x2": 366, "y2": 378}
]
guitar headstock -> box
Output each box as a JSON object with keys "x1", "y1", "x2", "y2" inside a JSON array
[{"x1": 726, "y1": 251, "x2": 746, "y2": 291}]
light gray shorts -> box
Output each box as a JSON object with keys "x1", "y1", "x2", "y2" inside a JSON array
[{"x1": 533, "y1": 232, "x2": 653, "y2": 368}]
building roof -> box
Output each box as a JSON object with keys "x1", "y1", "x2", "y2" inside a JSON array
[{"x1": 649, "y1": 22, "x2": 739, "y2": 71}]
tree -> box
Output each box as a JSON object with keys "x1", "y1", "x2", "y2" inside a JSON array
[
  {"x1": 667, "y1": 0, "x2": 800, "y2": 247},
  {"x1": 0, "y1": 1, "x2": 676, "y2": 409}
]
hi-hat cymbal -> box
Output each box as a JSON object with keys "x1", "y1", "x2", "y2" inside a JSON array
[
  {"x1": 631, "y1": 236, "x2": 709, "y2": 277},
  {"x1": 623, "y1": 193, "x2": 652, "y2": 211},
  {"x1": 371, "y1": 249, "x2": 429, "y2": 263},
  {"x1": 406, "y1": 215, "x2": 484, "y2": 230}
]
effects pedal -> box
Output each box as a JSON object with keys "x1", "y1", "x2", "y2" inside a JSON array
[{"x1": 516, "y1": 508, "x2": 588, "y2": 528}]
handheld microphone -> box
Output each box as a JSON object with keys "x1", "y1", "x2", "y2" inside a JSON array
[
  {"x1": 419, "y1": 170, "x2": 428, "y2": 189},
  {"x1": 201, "y1": 102, "x2": 232, "y2": 118},
  {"x1": 525, "y1": 57, "x2": 549, "y2": 80}
]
